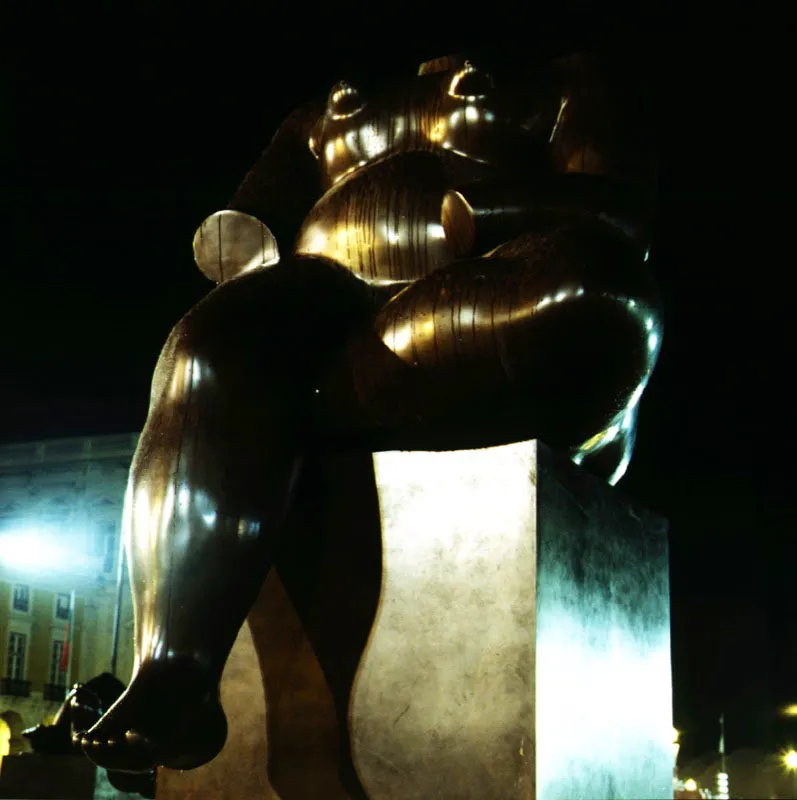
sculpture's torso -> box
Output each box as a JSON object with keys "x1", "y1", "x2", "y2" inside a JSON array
[{"x1": 293, "y1": 65, "x2": 550, "y2": 285}]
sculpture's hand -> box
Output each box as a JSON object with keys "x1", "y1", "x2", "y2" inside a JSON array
[{"x1": 192, "y1": 209, "x2": 280, "y2": 283}]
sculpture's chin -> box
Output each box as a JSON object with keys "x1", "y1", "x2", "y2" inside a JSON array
[{"x1": 80, "y1": 658, "x2": 228, "y2": 773}]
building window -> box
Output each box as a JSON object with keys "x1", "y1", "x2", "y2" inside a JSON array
[
  {"x1": 54, "y1": 593, "x2": 70, "y2": 621},
  {"x1": 7, "y1": 632, "x2": 26, "y2": 680},
  {"x1": 49, "y1": 640, "x2": 66, "y2": 686},
  {"x1": 11, "y1": 585, "x2": 30, "y2": 614}
]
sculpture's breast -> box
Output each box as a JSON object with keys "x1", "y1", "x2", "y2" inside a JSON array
[{"x1": 294, "y1": 153, "x2": 455, "y2": 286}]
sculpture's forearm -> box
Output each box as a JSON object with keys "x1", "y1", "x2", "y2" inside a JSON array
[
  {"x1": 442, "y1": 174, "x2": 652, "y2": 259},
  {"x1": 227, "y1": 99, "x2": 325, "y2": 250}
]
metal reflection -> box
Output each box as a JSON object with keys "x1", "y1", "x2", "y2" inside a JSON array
[
  {"x1": 83, "y1": 51, "x2": 662, "y2": 778},
  {"x1": 193, "y1": 210, "x2": 279, "y2": 283}
]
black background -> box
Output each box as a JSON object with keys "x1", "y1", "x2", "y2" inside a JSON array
[{"x1": 2, "y1": 4, "x2": 791, "y2": 762}]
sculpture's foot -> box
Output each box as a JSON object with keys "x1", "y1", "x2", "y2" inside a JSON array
[
  {"x1": 22, "y1": 722, "x2": 72, "y2": 755},
  {"x1": 107, "y1": 768, "x2": 157, "y2": 799},
  {"x1": 80, "y1": 658, "x2": 227, "y2": 773}
]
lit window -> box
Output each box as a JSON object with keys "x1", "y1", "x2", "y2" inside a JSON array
[
  {"x1": 54, "y1": 594, "x2": 70, "y2": 621},
  {"x1": 7, "y1": 632, "x2": 26, "y2": 681},
  {"x1": 49, "y1": 640, "x2": 66, "y2": 686},
  {"x1": 11, "y1": 585, "x2": 29, "y2": 614}
]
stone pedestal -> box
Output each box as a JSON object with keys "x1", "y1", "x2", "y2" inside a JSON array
[
  {"x1": 0, "y1": 754, "x2": 96, "y2": 799},
  {"x1": 158, "y1": 441, "x2": 672, "y2": 799}
]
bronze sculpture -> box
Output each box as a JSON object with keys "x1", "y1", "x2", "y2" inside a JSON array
[
  {"x1": 22, "y1": 674, "x2": 156, "y2": 797},
  {"x1": 80, "y1": 52, "x2": 661, "y2": 775}
]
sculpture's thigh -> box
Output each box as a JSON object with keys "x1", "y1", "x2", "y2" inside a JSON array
[
  {"x1": 344, "y1": 226, "x2": 660, "y2": 451},
  {"x1": 127, "y1": 258, "x2": 375, "y2": 671}
]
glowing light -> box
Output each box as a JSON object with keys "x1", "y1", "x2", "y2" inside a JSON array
[
  {"x1": 554, "y1": 290, "x2": 569, "y2": 303},
  {"x1": 324, "y1": 140, "x2": 335, "y2": 162},
  {"x1": 783, "y1": 704, "x2": 797, "y2": 717},
  {"x1": 684, "y1": 778, "x2": 697, "y2": 791},
  {"x1": 537, "y1": 295, "x2": 552, "y2": 309},
  {"x1": 426, "y1": 223, "x2": 445, "y2": 240},
  {"x1": 784, "y1": 749, "x2": 797, "y2": 769},
  {"x1": 646, "y1": 316, "x2": 655, "y2": 332},
  {"x1": 484, "y1": 110, "x2": 495, "y2": 122},
  {"x1": 644, "y1": 249, "x2": 650, "y2": 262},
  {"x1": 202, "y1": 512, "x2": 217, "y2": 527},
  {"x1": 0, "y1": 530, "x2": 93, "y2": 573},
  {"x1": 0, "y1": 717, "x2": 10, "y2": 763},
  {"x1": 716, "y1": 771, "x2": 729, "y2": 800},
  {"x1": 648, "y1": 332, "x2": 659, "y2": 352},
  {"x1": 386, "y1": 229, "x2": 400, "y2": 245},
  {"x1": 465, "y1": 105, "x2": 479, "y2": 122}
]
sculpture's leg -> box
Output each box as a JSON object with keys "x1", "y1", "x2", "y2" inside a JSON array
[
  {"x1": 81, "y1": 259, "x2": 375, "y2": 774},
  {"x1": 340, "y1": 224, "x2": 661, "y2": 479}
]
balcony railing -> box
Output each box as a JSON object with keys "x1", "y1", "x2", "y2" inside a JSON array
[
  {"x1": 0, "y1": 678, "x2": 31, "y2": 697},
  {"x1": 43, "y1": 683, "x2": 68, "y2": 702}
]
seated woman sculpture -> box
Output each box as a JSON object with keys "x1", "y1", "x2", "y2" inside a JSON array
[{"x1": 80, "y1": 51, "x2": 661, "y2": 773}]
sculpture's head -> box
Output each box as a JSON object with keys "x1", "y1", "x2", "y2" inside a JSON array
[{"x1": 308, "y1": 53, "x2": 547, "y2": 188}]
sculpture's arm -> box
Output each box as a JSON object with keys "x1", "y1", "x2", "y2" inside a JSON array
[
  {"x1": 226, "y1": 98, "x2": 325, "y2": 251},
  {"x1": 442, "y1": 173, "x2": 651, "y2": 259},
  {"x1": 443, "y1": 52, "x2": 655, "y2": 259}
]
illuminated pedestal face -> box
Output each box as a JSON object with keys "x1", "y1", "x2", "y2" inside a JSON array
[
  {"x1": 351, "y1": 441, "x2": 673, "y2": 800},
  {"x1": 158, "y1": 441, "x2": 672, "y2": 800}
]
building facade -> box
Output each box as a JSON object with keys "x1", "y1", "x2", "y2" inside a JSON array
[{"x1": 0, "y1": 434, "x2": 138, "y2": 753}]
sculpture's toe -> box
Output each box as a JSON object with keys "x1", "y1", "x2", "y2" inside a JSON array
[
  {"x1": 80, "y1": 658, "x2": 227, "y2": 773},
  {"x1": 81, "y1": 730, "x2": 157, "y2": 773}
]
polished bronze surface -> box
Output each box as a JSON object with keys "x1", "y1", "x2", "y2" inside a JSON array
[
  {"x1": 193, "y1": 210, "x2": 280, "y2": 282},
  {"x1": 83, "y1": 51, "x2": 662, "y2": 780},
  {"x1": 22, "y1": 674, "x2": 156, "y2": 798},
  {"x1": 23, "y1": 674, "x2": 125, "y2": 756}
]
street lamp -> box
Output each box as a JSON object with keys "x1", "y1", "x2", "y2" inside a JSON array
[
  {"x1": 684, "y1": 778, "x2": 697, "y2": 792},
  {"x1": 783, "y1": 749, "x2": 797, "y2": 798}
]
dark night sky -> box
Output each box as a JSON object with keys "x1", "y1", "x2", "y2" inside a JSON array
[{"x1": 2, "y1": 6, "x2": 792, "y2": 762}]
